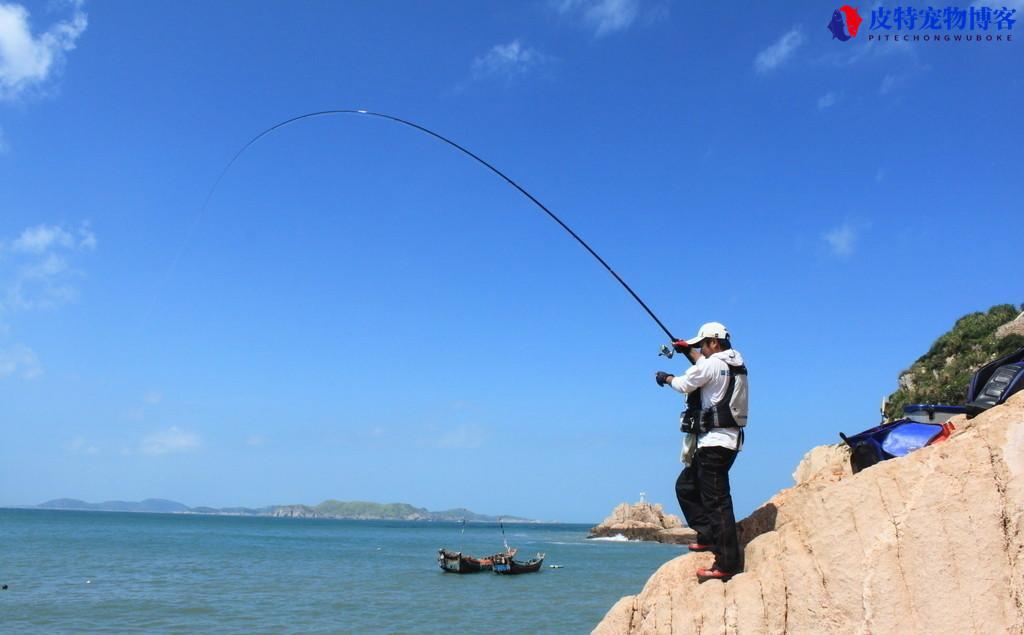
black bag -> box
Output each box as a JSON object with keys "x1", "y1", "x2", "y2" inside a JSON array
[
  {"x1": 848, "y1": 439, "x2": 886, "y2": 474},
  {"x1": 966, "y1": 346, "x2": 1024, "y2": 417},
  {"x1": 679, "y1": 391, "x2": 702, "y2": 434}
]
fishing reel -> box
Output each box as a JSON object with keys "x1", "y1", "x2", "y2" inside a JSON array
[{"x1": 659, "y1": 344, "x2": 674, "y2": 359}]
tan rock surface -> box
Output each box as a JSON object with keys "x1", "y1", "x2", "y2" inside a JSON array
[
  {"x1": 590, "y1": 501, "x2": 694, "y2": 544},
  {"x1": 790, "y1": 442, "x2": 851, "y2": 485},
  {"x1": 594, "y1": 393, "x2": 1024, "y2": 634},
  {"x1": 655, "y1": 527, "x2": 699, "y2": 545},
  {"x1": 996, "y1": 310, "x2": 1024, "y2": 339}
]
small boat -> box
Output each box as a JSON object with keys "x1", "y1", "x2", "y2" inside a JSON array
[
  {"x1": 437, "y1": 547, "x2": 516, "y2": 574},
  {"x1": 492, "y1": 551, "x2": 545, "y2": 575}
]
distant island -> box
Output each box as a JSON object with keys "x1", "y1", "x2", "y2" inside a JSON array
[{"x1": 32, "y1": 498, "x2": 537, "y2": 523}]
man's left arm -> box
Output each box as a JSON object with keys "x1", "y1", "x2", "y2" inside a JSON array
[{"x1": 664, "y1": 361, "x2": 710, "y2": 394}]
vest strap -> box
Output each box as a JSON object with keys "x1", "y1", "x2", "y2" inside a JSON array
[{"x1": 702, "y1": 365, "x2": 746, "y2": 430}]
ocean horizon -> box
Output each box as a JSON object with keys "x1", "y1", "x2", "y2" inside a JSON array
[
  {"x1": 1, "y1": 508, "x2": 682, "y2": 633},
  {"x1": 24, "y1": 499, "x2": 551, "y2": 523}
]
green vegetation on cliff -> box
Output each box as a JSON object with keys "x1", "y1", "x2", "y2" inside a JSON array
[
  {"x1": 884, "y1": 303, "x2": 1024, "y2": 420},
  {"x1": 315, "y1": 500, "x2": 429, "y2": 519},
  {"x1": 312, "y1": 500, "x2": 531, "y2": 522}
]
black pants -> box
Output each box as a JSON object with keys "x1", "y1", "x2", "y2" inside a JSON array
[{"x1": 675, "y1": 445, "x2": 740, "y2": 573}]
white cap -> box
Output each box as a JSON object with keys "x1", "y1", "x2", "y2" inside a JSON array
[{"x1": 686, "y1": 322, "x2": 730, "y2": 346}]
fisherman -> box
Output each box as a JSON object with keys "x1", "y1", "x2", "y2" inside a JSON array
[{"x1": 655, "y1": 322, "x2": 748, "y2": 582}]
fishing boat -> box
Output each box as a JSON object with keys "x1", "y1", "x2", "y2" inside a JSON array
[
  {"x1": 437, "y1": 547, "x2": 517, "y2": 574},
  {"x1": 491, "y1": 551, "x2": 545, "y2": 575}
]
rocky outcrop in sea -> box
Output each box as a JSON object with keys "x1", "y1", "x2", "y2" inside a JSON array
[
  {"x1": 270, "y1": 505, "x2": 323, "y2": 518},
  {"x1": 594, "y1": 393, "x2": 1024, "y2": 634},
  {"x1": 589, "y1": 501, "x2": 695, "y2": 545}
]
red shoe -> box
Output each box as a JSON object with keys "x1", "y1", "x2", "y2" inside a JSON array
[
  {"x1": 696, "y1": 567, "x2": 734, "y2": 581},
  {"x1": 687, "y1": 543, "x2": 714, "y2": 552}
]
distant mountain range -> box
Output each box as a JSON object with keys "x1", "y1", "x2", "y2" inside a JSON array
[
  {"x1": 39, "y1": 498, "x2": 192, "y2": 513},
  {"x1": 34, "y1": 498, "x2": 535, "y2": 522}
]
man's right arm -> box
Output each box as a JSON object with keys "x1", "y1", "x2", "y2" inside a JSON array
[{"x1": 672, "y1": 340, "x2": 703, "y2": 365}]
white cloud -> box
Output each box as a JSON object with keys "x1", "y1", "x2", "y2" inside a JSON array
[
  {"x1": 67, "y1": 436, "x2": 98, "y2": 454},
  {"x1": 823, "y1": 222, "x2": 859, "y2": 258},
  {"x1": 121, "y1": 407, "x2": 145, "y2": 422},
  {"x1": 817, "y1": 92, "x2": 839, "y2": 109},
  {"x1": 879, "y1": 73, "x2": 898, "y2": 95},
  {"x1": 6, "y1": 253, "x2": 77, "y2": 310},
  {"x1": 245, "y1": 435, "x2": 265, "y2": 447},
  {"x1": 1, "y1": 222, "x2": 95, "y2": 313},
  {"x1": 11, "y1": 224, "x2": 75, "y2": 253},
  {"x1": 471, "y1": 39, "x2": 548, "y2": 81},
  {"x1": 825, "y1": 32, "x2": 914, "y2": 67},
  {"x1": 143, "y1": 390, "x2": 163, "y2": 405},
  {"x1": 556, "y1": 0, "x2": 641, "y2": 37},
  {"x1": 78, "y1": 222, "x2": 96, "y2": 250},
  {"x1": 0, "y1": 0, "x2": 88, "y2": 100},
  {"x1": 755, "y1": 27, "x2": 804, "y2": 74},
  {"x1": 0, "y1": 342, "x2": 41, "y2": 378},
  {"x1": 138, "y1": 426, "x2": 202, "y2": 456},
  {"x1": 435, "y1": 424, "x2": 486, "y2": 450}
]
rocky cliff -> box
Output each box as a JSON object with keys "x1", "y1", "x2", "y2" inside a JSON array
[
  {"x1": 884, "y1": 303, "x2": 1024, "y2": 420},
  {"x1": 594, "y1": 392, "x2": 1024, "y2": 634},
  {"x1": 590, "y1": 500, "x2": 695, "y2": 545},
  {"x1": 271, "y1": 504, "x2": 323, "y2": 518}
]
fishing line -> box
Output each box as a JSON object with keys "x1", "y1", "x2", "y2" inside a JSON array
[{"x1": 159, "y1": 109, "x2": 676, "y2": 341}]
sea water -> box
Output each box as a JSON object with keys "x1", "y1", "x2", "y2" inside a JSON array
[{"x1": 0, "y1": 509, "x2": 683, "y2": 633}]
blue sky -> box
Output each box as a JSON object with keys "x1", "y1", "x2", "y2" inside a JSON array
[{"x1": 1, "y1": 0, "x2": 1021, "y2": 522}]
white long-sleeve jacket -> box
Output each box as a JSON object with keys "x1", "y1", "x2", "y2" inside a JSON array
[{"x1": 669, "y1": 349, "x2": 746, "y2": 457}]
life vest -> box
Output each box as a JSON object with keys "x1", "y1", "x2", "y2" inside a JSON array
[{"x1": 679, "y1": 364, "x2": 749, "y2": 434}]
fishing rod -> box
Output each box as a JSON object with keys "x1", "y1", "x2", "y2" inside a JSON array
[{"x1": 200, "y1": 109, "x2": 679, "y2": 346}]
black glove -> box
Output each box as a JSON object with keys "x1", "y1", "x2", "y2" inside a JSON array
[
  {"x1": 672, "y1": 339, "x2": 691, "y2": 354},
  {"x1": 655, "y1": 371, "x2": 672, "y2": 387}
]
